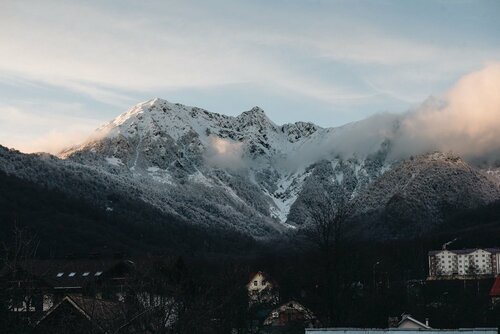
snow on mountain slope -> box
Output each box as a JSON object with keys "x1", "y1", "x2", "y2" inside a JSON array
[
  {"x1": 59, "y1": 98, "x2": 397, "y2": 232},
  {"x1": 46, "y1": 98, "x2": 500, "y2": 239},
  {"x1": 350, "y1": 152, "x2": 500, "y2": 239}
]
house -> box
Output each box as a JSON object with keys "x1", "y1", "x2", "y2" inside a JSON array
[
  {"x1": 0, "y1": 257, "x2": 137, "y2": 314},
  {"x1": 395, "y1": 314, "x2": 431, "y2": 329},
  {"x1": 246, "y1": 271, "x2": 279, "y2": 306},
  {"x1": 263, "y1": 300, "x2": 318, "y2": 328},
  {"x1": 489, "y1": 276, "x2": 500, "y2": 302},
  {"x1": 428, "y1": 248, "x2": 500, "y2": 279},
  {"x1": 33, "y1": 295, "x2": 130, "y2": 334},
  {"x1": 305, "y1": 329, "x2": 497, "y2": 334}
]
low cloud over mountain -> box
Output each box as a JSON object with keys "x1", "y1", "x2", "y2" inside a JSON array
[{"x1": 393, "y1": 63, "x2": 500, "y2": 163}]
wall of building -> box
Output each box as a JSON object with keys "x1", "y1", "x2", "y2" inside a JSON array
[
  {"x1": 429, "y1": 249, "x2": 500, "y2": 278},
  {"x1": 248, "y1": 273, "x2": 271, "y2": 293}
]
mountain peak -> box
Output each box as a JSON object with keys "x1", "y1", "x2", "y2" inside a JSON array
[
  {"x1": 148, "y1": 97, "x2": 168, "y2": 106},
  {"x1": 238, "y1": 106, "x2": 267, "y2": 118},
  {"x1": 249, "y1": 106, "x2": 265, "y2": 113},
  {"x1": 235, "y1": 106, "x2": 276, "y2": 130}
]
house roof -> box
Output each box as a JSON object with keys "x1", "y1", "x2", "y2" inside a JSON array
[
  {"x1": 1, "y1": 258, "x2": 136, "y2": 289},
  {"x1": 36, "y1": 295, "x2": 129, "y2": 333},
  {"x1": 489, "y1": 276, "x2": 500, "y2": 297},
  {"x1": 428, "y1": 248, "x2": 500, "y2": 256},
  {"x1": 247, "y1": 271, "x2": 279, "y2": 287},
  {"x1": 263, "y1": 300, "x2": 316, "y2": 325},
  {"x1": 399, "y1": 314, "x2": 431, "y2": 329}
]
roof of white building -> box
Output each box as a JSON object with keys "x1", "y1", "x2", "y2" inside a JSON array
[
  {"x1": 429, "y1": 248, "x2": 500, "y2": 256},
  {"x1": 398, "y1": 314, "x2": 431, "y2": 329}
]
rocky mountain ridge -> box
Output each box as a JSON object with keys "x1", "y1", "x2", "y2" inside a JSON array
[{"x1": 2, "y1": 98, "x2": 499, "y2": 239}]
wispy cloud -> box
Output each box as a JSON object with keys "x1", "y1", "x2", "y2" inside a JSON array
[
  {"x1": 0, "y1": 102, "x2": 101, "y2": 153},
  {"x1": 2, "y1": 1, "x2": 497, "y2": 106}
]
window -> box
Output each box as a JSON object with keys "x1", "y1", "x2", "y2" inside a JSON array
[
  {"x1": 253, "y1": 280, "x2": 258, "y2": 286},
  {"x1": 82, "y1": 272, "x2": 90, "y2": 277},
  {"x1": 68, "y1": 272, "x2": 76, "y2": 277},
  {"x1": 56, "y1": 272, "x2": 64, "y2": 277},
  {"x1": 95, "y1": 271, "x2": 103, "y2": 276}
]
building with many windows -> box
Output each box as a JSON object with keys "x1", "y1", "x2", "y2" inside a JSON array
[{"x1": 428, "y1": 248, "x2": 500, "y2": 279}]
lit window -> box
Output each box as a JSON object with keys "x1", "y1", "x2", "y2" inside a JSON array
[
  {"x1": 82, "y1": 272, "x2": 90, "y2": 277},
  {"x1": 95, "y1": 271, "x2": 103, "y2": 276},
  {"x1": 68, "y1": 272, "x2": 76, "y2": 277},
  {"x1": 56, "y1": 272, "x2": 64, "y2": 277}
]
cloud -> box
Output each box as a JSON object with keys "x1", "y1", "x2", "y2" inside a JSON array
[
  {"x1": 274, "y1": 112, "x2": 401, "y2": 172},
  {"x1": 8, "y1": 129, "x2": 94, "y2": 155},
  {"x1": 0, "y1": 103, "x2": 101, "y2": 154},
  {"x1": 204, "y1": 136, "x2": 245, "y2": 170},
  {"x1": 274, "y1": 63, "x2": 500, "y2": 170},
  {"x1": 1, "y1": 0, "x2": 498, "y2": 111},
  {"x1": 392, "y1": 63, "x2": 500, "y2": 162}
]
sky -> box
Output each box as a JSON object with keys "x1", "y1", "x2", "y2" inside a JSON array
[{"x1": 0, "y1": 0, "x2": 499, "y2": 153}]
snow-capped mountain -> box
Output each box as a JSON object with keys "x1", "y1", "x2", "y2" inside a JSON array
[
  {"x1": 59, "y1": 99, "x2": 397, "y2": 233},
  {"x1": 2, "y1": 98, "x2": 499, "y2": 240}
]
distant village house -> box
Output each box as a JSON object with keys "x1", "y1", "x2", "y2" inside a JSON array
[
  {"x1": 0, "y1": 257, "x2": 137, "y2": 315},
  {"x1": 246, "y1": 271, "x2": 279, "y2": 306}
]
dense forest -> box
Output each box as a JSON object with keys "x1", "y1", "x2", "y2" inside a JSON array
[{"x1": 1, "y1": 170, "x2": 500, "y2": 332}]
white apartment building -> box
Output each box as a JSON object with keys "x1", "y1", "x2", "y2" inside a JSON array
[{"x1": 428, "y1": 248, "x2": 500, "y2": 279}]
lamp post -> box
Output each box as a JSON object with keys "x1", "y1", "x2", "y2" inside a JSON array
[{"x1": 373, "y1": 261, "x2": 381, "y2": 292}]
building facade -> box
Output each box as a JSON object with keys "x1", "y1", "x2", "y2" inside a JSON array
[
  {"x1": 428, "y1": 248, "x2": 500, "y2": 279},
  {"x1": 246, "y1": 271, "x2": 279, "y2": 306}
]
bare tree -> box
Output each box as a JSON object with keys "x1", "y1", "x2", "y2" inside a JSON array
[
  {"x1": 303, "y1": 186, "x2": 353, "y2": 326},
  {"x1": 0, "y1": 225, "x2": 41, "y2": 332}
]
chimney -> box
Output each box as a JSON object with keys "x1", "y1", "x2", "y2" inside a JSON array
[{"x1": 425, "y1": 318, "x2": 429, "y2": 327}]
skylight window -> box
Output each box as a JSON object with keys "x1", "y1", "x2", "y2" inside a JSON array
[
  {"x1": 95, "y1": 271, "x2": 103, "y2": 276},
  {"x1": 68, "y1": 272, "x2": 76, "y2": 277},
  {"x1": 82, "y1": 272, "x2": 90, "y2": 277},
  {"x1": 56, "y1": 272, "x2": 64, "y2": 277}
]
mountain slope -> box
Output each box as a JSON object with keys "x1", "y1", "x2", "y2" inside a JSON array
[
  {"x1": 350, "y1": 153, "x2": 500, "y2": 239},
  {"x1": 2, "y1": 98, "x2": 500, "y2": 240},
  {"x1": 60, "y1": 98, "x2": 397, "y2": 234},
  {"x1": 0, "y1": 166, "x2": 255, "y2": 256}
]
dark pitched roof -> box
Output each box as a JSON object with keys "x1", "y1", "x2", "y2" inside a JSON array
[
  {"x1": 36, "y1": 295, "x2": 129, "y2": 333},
  {"x1": 1, "y1": 258, "x2": 135, "y2": 289},
  {"x1": 263, "y1": 300, "x2": 316, "y2": 325},
  {"x1": 490, "y1": 276, "x2": 500, "y2": 297}
]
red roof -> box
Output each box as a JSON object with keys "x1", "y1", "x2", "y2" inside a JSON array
[{"x1": 489, "y1": 276, "x2": 500, "y2": 297}]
